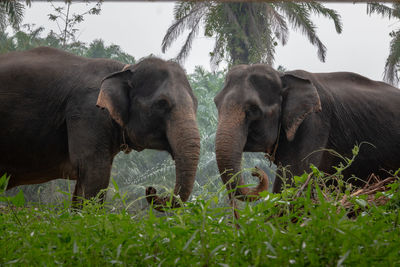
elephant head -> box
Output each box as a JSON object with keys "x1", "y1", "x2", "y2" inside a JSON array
[
  {"x1": 215, "y1": 64, "x2": 321, "y2": 200},
  {"x1": 96, "y1": 58, "x2": 200, "y2": 210}
]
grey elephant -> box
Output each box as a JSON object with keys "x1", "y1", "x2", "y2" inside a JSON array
[
  {"x1": 0, "y1": 47, "x2": 200, "y2": 208},
  {"x1": 214, "y1": 64, "x2": 400, "y2": 200}
]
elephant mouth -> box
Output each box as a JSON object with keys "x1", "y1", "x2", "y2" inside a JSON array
[
  {"x1": 265, "y1": 146, "x2": 273, "y2": 154},
  {"x1": 125, "y1": 138, "x2": 144, "y2": 152},
  {"x1": 245, "y1": 123, "x2": 281, "y2": 156},
  {"x1": 244, "y1": 136, "x2": 270, "y2": 153},
  {"x1": 129, "y1": 132, "x2": 173, "y2": 155},
  {"x1": 132, "y1": 144, "x2": 145, "y2": 152}
]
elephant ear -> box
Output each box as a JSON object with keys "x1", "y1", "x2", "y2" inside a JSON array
[
  {"x1": 96, "y1": 70, "x2": 132, "y2": 127},
  {"x1": 280, "y1": 73, "x2": 322, "y2": 141}
]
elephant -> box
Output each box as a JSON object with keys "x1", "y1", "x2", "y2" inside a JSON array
[
  {"x1": 214, "y1": 64, "x2": 400, "y2": 200},
  {"x1": 0, "y1": 47, "x2": 200, "y2": 209}
]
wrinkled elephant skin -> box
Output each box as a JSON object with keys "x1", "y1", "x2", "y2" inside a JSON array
[
  {"x1": 0, "y1": 47, "x2": 200, "y2": 209},
  {"x1": 215, "y1": 64, "x2": 400, "y2": 197}
]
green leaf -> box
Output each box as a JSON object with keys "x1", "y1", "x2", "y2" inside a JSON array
[
  {"x1": 11, "y1": 190, "x2": 25, "y2": 207},
  {"x1": 0, "y1": 174, "x2": 9, "y2": 193},
  {"x1": 355, "y1": 198, "x2": 368, "y2": 208}
]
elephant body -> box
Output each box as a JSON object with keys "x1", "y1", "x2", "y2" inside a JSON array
[
  {"x1": 215, "y1": 64, "x2": 400, "y2": 196},
  {"x1": 0, "y1": 47, "x2": 200, "y2": 206},
  {"x1": 273, "y1": 70, "x2": 400, "y2": 191}
]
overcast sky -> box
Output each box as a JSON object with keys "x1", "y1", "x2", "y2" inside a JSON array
[{"x1": 22, "y1": 2, "x2": 394, "y2": 81}]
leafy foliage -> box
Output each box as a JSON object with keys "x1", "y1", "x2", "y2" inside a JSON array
[
  {"x1": 162, "y1": 2, "x2": 342, "y2": 67},
  {"x1": 0, "y1": 0, "x2": 29, "y2": 32},
  {"x1": 0, "y1": 24, "x2": 135, "y2": 64},
  {"x1": 367, "y1": 3, "x2": 400, "y2": 85},
  {"x1": 47, "y1": 0, "x2": 102, "y2": 48},
  {"x1": 1, "y1": 166, "x2": 399, "y2": 265},
  {"x1": 85, "y1": 39, "x2": 136, "y2": 63}
]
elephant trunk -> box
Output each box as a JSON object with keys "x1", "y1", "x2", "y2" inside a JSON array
[
  {"x1": 215, "y1": 107, "x2": 269, "y2": 202},
  {"x1": 146, "y1": 108, "x2": 200, "y2": 211}
]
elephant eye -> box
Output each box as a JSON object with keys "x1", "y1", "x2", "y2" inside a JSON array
[
  {"x1": 152, "y1": 99, "x2": 171, "y2": 113},
  {"x1": 246, "y1": 105, "x2": 262, "y2": 120}
]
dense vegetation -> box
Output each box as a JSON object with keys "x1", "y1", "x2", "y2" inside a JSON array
[{"x1": 1, "y1": 162, "x2": 399, "y2": 265}]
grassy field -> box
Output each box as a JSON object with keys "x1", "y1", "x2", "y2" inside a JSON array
[{"x1": 1, "y1": 168, "x2": 400, "y2": 266}]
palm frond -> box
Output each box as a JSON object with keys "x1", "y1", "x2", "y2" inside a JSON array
[
  {"x1": 2, "y1": 0, "x2": 25, "y2": 31},
  {"x1": 278, "y1": 2, "x2": 326, "y2": 62},
  {"x1": 266, "y1": 3, "x2": 289, "y2": 45},
  {"x1": 304, "y1": 2, "x2": 342, "y2": 34},
  {"x1": 161, "y1": 2, "x2": 208, "y2": 54},
  {"x1": 173, "y1": 2, "x2": 192, "y2": 20},
  {"x1": 263, "y1": 25, "x2": 275, "y2": 66},
  {"x1": 222, "y1": 3, "x2": 250, "y2": 48},
  {"x1": 0, "y1": 31, "x2": 16, "y2": 53},
  {"x1": 175, "y1": 17, "x2": 201, "y2": 63},
  {"x1": 246, "y1": 4, "x2": 264, "y2": 51},
  {"x1": 384, "y1": 30, "x2": 400, "y2": 85},
  {"x1": 367, "y1": 3, "x2": 394, "y2": 19},
  {"x1": 210, "y1": 35, "x2": 224, "y2": 70},
  {"x1": 393, "y1": 3, "x2": 400, "y2": 18},
  {"x1": 0, "y1": 8, "x2": 6, "y2": 31}
]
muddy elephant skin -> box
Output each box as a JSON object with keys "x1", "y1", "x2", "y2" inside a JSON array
[
  {"x1": 0, "y1": 47, "x2": 200, "y2": 208},
  {"x1": 215, "y1": 64, "x2": 400, "y2": 196}
]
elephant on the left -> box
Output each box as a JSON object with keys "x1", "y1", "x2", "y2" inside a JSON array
[{"x1": 0, "y1": 47, "x2": 200, "y2": 208}]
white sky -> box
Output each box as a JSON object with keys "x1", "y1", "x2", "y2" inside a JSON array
[{"x1": 22, "y1": 2, "x2": 394, "y2": 81}]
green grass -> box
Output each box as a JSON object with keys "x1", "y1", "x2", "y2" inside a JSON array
[{"x1": 1, "y1": 173, "x2": 400, "y2": 266}]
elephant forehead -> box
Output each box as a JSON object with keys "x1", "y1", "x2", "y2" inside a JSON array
[{"x1": 173, "y1": 91, "x2": 197, "y2": 110}]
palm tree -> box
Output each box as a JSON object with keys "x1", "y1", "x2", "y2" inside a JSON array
[
  {"x1": 86, "y1": 39, "x2": 135, "y2": 64},
  {"x1": 0, "y1": 0, "x2": 30, "y2": 32},
  {"x1": 162, "y1": 2, "x2": 342, "y2": 67},
  {"x1": 367, "y1": 3, "x2": 400, "y2": 85},
  {"x1": 0, "y1": 31, "x2": 16, "y2": 53}
]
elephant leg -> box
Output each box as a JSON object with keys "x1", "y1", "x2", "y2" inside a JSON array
[
  {"x1": 66, "y1": 116, "x2": 114, "y2": 207},
  {"x1": 272, "y1": 117, "x2": 330, "y2": 193},
  {"x1": 71, "y1": 157, "x2": 112, "y2": 206},
  {"x1": 272, "y1": 166, "x2": 294, "y2": 193}
]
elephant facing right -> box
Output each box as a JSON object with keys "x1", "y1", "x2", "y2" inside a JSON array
[{"x1": 214, "y1": 64, "x2": 400, "y2": 198}]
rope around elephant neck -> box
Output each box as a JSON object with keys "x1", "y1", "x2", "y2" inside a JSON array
[
  {"x1": 120, "y1": 129, "x2": 132, "y2": 154},
  {"x1": 118, "y1": 64, "x2": 133, "y2": 154},
  {"x1": 266, "y1": 122, "x2": 281, "y2": 167}
]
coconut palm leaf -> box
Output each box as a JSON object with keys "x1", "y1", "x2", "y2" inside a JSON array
[
  {"x1": 221, "y1": 3, "x2": 250, "y2": 49},
  {"x1": 163, "y1": 2, "x2": 342, "y2": 66},
  {"x1": 262, "y1": 20, "x2": 276, "y2": 66},
  {"x1": 278, "y1": 2, "x2": 327, "y2": 62},
  {"x1": 384, "y1": 30, "x2": 400, "y2": 84},
  {"x1": 303, "y1": 2, "x2": 342, "y2": 34},
  {"x1": 367, "y1": 3, "x2": 400, "y2": 85},
  {"x1": 175, "y1": 17, "x2": 202, "y2": 63},
  {"x1": 0, "y1": 0, "x2": 25, "y2": 31},
  {"x1": 367, "y1": 3, "x2": 396, "y2": 19},
  {"x1": 210, "y1": 35, "x2": 225, "y2": 70},
  {"x1": 266, "y1": 3, "x2": 289, "y2": 46},
  {"x1": 162, "y1": 2, "x2": 208, "y2": 54}
]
